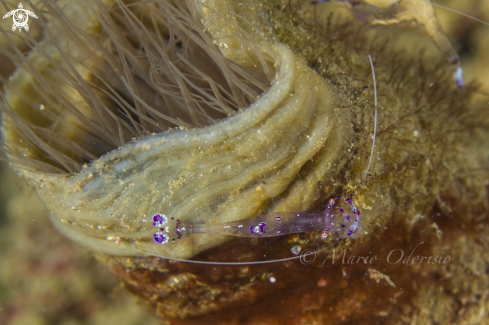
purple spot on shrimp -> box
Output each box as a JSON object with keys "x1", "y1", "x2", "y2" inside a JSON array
[
  {"x1": 277, "y1": 230, "x2": 282, "y2": 235},
  {"x1": 250, "y1": 226, "x2": 254, "y2": 234},
  {"x1": 259, "y1": 222, "x2": 266, "y2": 234},
  {"x1": 347, "y1": 230, "x2": 353, "y2": 236},
  {"x1": 339, "y1": 208, "x2": 344, "y2": 213},
  {"x1": 276, "y1": 216, "x2": 281, "y2": 222},
  {"x1": 334, "y1": 231, "x2": 339, "y2": 235},
  {"x1": 345, "y1": 215, "x2": 350, "y2": 221},
  {"x1": 341, "y1": 224, "x2": 345, "y2": 228}
]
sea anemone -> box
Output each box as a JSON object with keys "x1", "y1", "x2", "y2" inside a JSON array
[{"x1": 1, "y1": 0, "x2": 488, "y2": 323}]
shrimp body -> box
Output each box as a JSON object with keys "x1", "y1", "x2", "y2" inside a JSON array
[{"x1": 152, "y1": 197, "x2": 361, "y2": 244}]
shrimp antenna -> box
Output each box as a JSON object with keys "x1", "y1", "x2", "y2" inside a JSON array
[
  {"x1": 365, "y1": 54, "x2": 378, "y2": 181},
  {"x1": 419, "y1": 0, "x2": 489, "y2": 26},
  {"x1": 132, "y1": 248, "x2": 318, "y2": 266}
]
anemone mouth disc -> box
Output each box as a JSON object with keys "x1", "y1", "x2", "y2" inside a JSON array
[
  {"x1": 1, "y1": 0, "x2": 353, "y2": 260},
  {"x1": 19, "y1": 39, "x2": 352, "y2": 259}
]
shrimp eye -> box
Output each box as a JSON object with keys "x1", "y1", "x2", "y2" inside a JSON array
[
  {"x1": 329, "y1": 198, "x2": 335, "y2": 205},
  {"x1": 152, "y1": 214, "x2": 168, "y2": 227},
  {"x1": 321, "y1": 231, "x2": 328, "y2": 239},
  {"x1": 153, "y1": 232, "x2": 169, "y2": 244}
]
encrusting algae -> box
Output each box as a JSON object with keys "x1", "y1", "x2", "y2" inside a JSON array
[{"x1": 1, "y1": 0, "x2": 489, "y2": 323}]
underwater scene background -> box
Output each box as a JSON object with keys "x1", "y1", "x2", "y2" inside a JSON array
[{"x1": 0, "y1": 0, "x2": 489, "y2": 324}]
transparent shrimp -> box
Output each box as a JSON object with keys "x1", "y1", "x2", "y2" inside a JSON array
[
  {"x1": 152, "y1": 197, "x2": 361, "y2": 244},
  {"x1": 137, "y1": 196, "x2": 362, "y2": 265}
]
